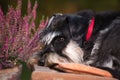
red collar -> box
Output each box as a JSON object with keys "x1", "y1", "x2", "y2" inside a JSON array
[{"x1": 86, "y1": 17, "x2": 95, "y2": 41}]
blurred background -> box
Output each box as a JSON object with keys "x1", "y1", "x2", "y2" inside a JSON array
[
  {"x1": 0, "y1": 0, "x2": 120, "y2": 16},
  {"x1": 0, "y1": 0, "x2": 119, "y2": 26}
]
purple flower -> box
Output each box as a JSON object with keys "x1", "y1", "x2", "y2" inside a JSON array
[{"x1": 0, "y1": 0, "x2": 47, "y2": 69}]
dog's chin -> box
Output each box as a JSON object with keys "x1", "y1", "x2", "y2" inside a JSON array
[
  {"x1": 45, "y1": 52, "x2": 70, "y2": 66},
  {"x1": 44, "y1": 40, "x2": 84, "y2": 67}
]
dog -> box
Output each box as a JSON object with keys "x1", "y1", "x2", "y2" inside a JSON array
[{"x1": 39, "y1": 10, "x2": 120, "y2": 79}]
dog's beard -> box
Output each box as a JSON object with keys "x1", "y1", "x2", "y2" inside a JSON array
[{"x1": 44, "y1": 40, "x2": 84, "y2": 66}]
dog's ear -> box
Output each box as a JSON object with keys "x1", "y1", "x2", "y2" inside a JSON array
[
  {"x1": 76, "y1": 10, "x2": 95, "y2": 41},
  {"x1": 48, "y1": 14, "x2": 68, "y2": 29},
  {"x1": 76, "y1": 10, "x2": 95, "y2": 19},
  {"x1": 67, "y1": 14, "x2": 88, "y2": 47},
  {"x1": 68, "y1": 10, "x2": 95, "y2": 46}
]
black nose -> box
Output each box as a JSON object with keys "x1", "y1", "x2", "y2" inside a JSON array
[{"x1": 39, "y1": 58, "x2": 45, "y2": 66}]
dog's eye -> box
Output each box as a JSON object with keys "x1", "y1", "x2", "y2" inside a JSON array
[
  {"x1": 59, "y1": 37, "x2": 64, "y2": 41},
  {"x1": 53, "y1": 36, "x2": 65, "y2": 43},
  {"x1": 52, "y1": 36, "x2": 67, "y2": 51}
]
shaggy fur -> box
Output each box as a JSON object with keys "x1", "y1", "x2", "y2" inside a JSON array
[{"x1": 39, "y1": 10, "x2": 120, "y2": 79}]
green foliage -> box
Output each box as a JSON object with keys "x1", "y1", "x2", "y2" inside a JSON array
[{"x1": 20, "y1": 61, "x2": 32, "y2": 80}]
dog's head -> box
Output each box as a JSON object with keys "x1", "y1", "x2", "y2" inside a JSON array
[{"x1": 39, "y1": 10, "x2": 95, "y2": 66}]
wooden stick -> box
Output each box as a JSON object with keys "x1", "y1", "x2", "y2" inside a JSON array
[{"x1": 56, "y1": 63, "x2": 113, "y2": 78}]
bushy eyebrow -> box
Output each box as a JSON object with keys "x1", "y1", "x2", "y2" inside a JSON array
[
  {"x1": 42, "y1": 32, "x2": 60, "y2": 45},
  {"x1": 46, "y1": 16, "x2": 55, "y2": 28}
]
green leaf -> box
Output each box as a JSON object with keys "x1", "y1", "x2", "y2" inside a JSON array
[{"x1": 20, "y1": 61, "x2": 32, "y2": 80}]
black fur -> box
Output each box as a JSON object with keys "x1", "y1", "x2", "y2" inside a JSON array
[{"x1": 39, "y1": 10, "x2": 120, "y2": 79}]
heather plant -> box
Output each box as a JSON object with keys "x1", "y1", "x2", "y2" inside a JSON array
[{"x1": 0, "y1": 0, "x2": 47, "y2": 69}]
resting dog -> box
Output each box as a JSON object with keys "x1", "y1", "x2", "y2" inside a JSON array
[{"x1": 39, "y1": 10, "x2": 120, "y2": 79}]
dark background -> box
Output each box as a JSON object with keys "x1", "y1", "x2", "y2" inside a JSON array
[{"x1": 0, "y1": 0, "x2": 120, "y2": 17}]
